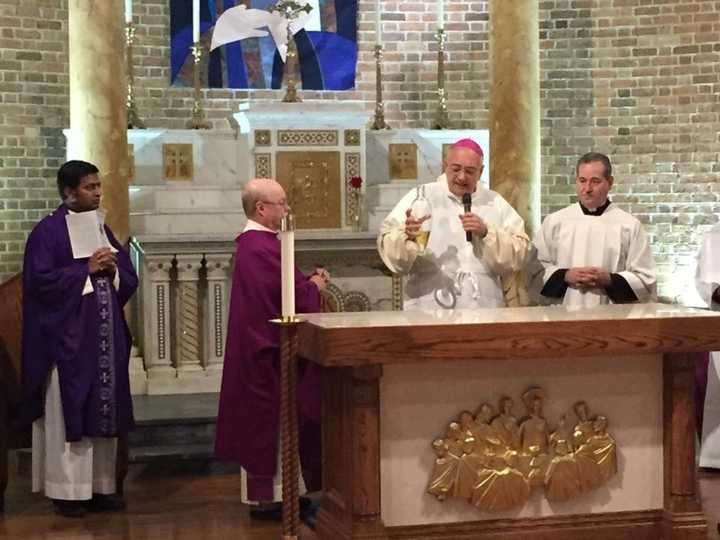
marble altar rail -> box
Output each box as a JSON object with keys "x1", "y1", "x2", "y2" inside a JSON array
[{"x1": 128, "y1": 232, "x2": 399, "y2": 395}]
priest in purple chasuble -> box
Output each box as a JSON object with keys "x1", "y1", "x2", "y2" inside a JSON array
[
  {"x1": 215, "y1": 179, "x2": 330, "y2": 517},
  {"x1": 20, "y1": 160, "x2": 138, "y2": 517}
]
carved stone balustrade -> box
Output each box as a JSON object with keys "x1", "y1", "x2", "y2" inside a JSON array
[{"x1": 129, "y1": 231, "x2": 399, "y2": 395}]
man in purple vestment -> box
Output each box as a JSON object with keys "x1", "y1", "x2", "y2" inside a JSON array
[
  {"x1": 20, "y1": 160, "x2": 138, "y2": 517},
  {"x1": 215, "y1": 178, "x2": 329, "y2": 524}
]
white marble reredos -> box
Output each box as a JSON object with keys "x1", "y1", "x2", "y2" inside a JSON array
[{"x1": 365, "y1": 128, "x2": 491, "y2": 186}]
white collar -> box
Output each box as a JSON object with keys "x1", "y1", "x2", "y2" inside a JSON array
[{"x1": 243, "y1": 219, "x2": 277, "y2": 234}]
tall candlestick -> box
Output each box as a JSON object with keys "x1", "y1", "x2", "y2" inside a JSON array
[
  {"x1": 375, "y1": 0, "x2": 382, "y2": 44},
  {"x1": 192, "y1": 0, "x2": 200, "y2": 42},
  {"x1": 438, "y1": 0, "x2": 444, "y2": 28},
  {"x1": 280, "y1": 215, "x2": 295, "y2": 319},
  {"x1": 124, "y1": 0, "x2": 132, "y2": 23}
]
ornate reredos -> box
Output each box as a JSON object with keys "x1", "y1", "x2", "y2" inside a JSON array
[{"x1": 427, "y1": 387, "x2": 618, "y2": 512}]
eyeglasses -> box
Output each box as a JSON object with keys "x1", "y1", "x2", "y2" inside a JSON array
[{"x1": 260, "y1": 200, "x2": 288, "y2": 207}]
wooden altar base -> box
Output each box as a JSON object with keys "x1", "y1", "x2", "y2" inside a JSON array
[{"x1": 299, "y1": 304, "x2": 720, "y2": 540}]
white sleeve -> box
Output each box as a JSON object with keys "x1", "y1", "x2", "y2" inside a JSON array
[
  {"x1": 696, "y1": 229, "x2": 720, "y2": 307},
  {"x1": 526, "y1": 215, "x2": 561, "y2": 303},
  {"x1": 377, "y1": 188, "x2": 424, "y2": 275},
  {"x1": 472, "y1": 197, "x2": 530, "y2": 278},
  {"x1": 617, "y1": 222, "x2": 657, "y2": 302}
]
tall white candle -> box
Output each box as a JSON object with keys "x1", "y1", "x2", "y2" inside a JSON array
[
  {"x1": 192, "y1": 0, "x2": 200, "y2": 42},
  {"x1": 375, "y1": 0, "x2": 382, "y2": 44},
  {"x1": 280, "y1": 219, "x2": 295, "y2": 318},
  {"x1": 125, "y1": 0, "x2": 132, "y2": 23},
  {"x1": 438, "y1": 0, "x2": 444, "y2": 28}
]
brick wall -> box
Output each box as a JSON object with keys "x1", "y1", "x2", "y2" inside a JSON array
[
  {"x1": 1, "y1": 0, "x2": 718, "y2": 303},
  {"x1": 540, "y1": 0, "x2": 720, "y2": 302},
  {"x1": 0, "y1": 1, "x2": 69, "y2": 279}
]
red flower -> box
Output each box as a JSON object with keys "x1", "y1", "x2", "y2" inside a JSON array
[{"x1": 349, "y1": 175, "x2": 363, "y2": 189}]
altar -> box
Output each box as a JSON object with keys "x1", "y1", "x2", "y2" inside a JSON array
[{"x1": 297, "y1": 303, "x2": 720, "y2": 540}]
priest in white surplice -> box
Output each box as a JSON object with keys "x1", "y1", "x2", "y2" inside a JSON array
[
  {"x1": 378, "y1": 139, "x2": 530, "y2": 310},
  {"x1": 529, "y1": 152, "x2": 656, "y2": 307},
  {"x1": 695, "y1": 224, "x2": 720, "y2": 468}
]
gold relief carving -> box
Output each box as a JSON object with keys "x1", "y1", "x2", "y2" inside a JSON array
[
  {"x1": 254, "y1": 130, "x2": 272, "y2": 146},
  {"x1": 322, "y1": 283, "x2": 371, "y2": 312},
  {"x1": 427, "y1": 388, "x2": 618, "y2": 512},
  {"x1": 389, "y1": 143, "x2": 418, "y2": 180},
  {"x1": 128, "y1": 143, "x2": 135, "y2": 183},
  {"x1": 344, "y1": 153, "x2": 361, "y2": 226},
  {"x1": 278, "y1": 129, "x2": 338, "y2": 146},
  {"x1": 276, "y1": 151, "x2": 341, "y2": 229},
  {"x1": 255, "y1": 153, "x2": 272, "y2": 179},
  {"x1": 344, "y1": 129, "x2": 361, "y2": 146},
  {"x1": 162, "y1": 143, "x2": 193, "y2": 181}
]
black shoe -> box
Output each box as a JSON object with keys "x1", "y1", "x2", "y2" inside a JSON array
[
  {"x1": 300, "y1": 497, "x2": 320, "y2": 530},
  {"x1": 249, "y1": 502, "x2": 282, "y2": 522},
  {"x1": 52, "y1": 499, "x2": 87, "y2": 518},
  {"x1": 84, "y1": 493, "x2": 126, "y2": 513}
]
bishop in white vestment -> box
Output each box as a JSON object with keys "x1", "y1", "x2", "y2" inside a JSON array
[
  {"x1": 378, "y1": 139, "x2": 530, "y2": 310},
  {"x1": 695, "y1": 223, "x2": 720, "y2": 468},
  {"x1": 529, "y1": 152, "x2": 656, "y2": 307}
]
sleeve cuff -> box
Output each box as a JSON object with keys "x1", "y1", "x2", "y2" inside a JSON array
[
  {"x1": 605, "y1": 273, "x2": 638, "y2": 303},
  {"x1": 540, "y1": 269, "x2": 569, "y2": 299}
]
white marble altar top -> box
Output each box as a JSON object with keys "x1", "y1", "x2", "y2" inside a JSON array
[
  {"x1": 301, "y1": 303, "x2": 719, "y2": 329},
  {"x1": 298, "y1": 302, "x2": 720, "y2": 365}
]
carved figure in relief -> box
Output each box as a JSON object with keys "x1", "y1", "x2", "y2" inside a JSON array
[
  {"x1": 165, "y1": 153, "x2": 175, "y2": 179},
  {"x1": 491, "y1": 396, "x2": 521, "y2": 450},
  {"x1": 444, "y1": 422, "x2": 465, "y2": 458},
  {"x1": 519, "y1": 388, "x2": 549, "y2": 456},
  {"x1": 582, "y1": 416, "x2": 617, "y2": 482},
  {"x1": 472, "y1": 461, "x2": 530, "y2": 512},
  {"x1": 427, "y1": 387, "x2": 618, "y2": 513},
  {"x1": 178, "y1": 153, "x2": 190, "y2": 178},
  {"x1": 455, "y1": 438, "x2": 487, "y2": 499},
  {"x1": 544, "y1": 419, "x2": 581, "y2": 501},
  {"x1": 572, "y1": 401, "x2": 595, "y2": 448},
  {"x1": 458, "y1": 410, "x2": 475, "y2": 442},
  {"x1": 427, "y1": 438, "x2": 460, "y2": 501},
  {"x1": 469, "y1": 403, "x2": 501, "y2": 453}
]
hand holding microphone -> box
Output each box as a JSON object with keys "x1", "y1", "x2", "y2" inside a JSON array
[{"x1": 459, "y1": 193, "x2": 488, "y2": 241}]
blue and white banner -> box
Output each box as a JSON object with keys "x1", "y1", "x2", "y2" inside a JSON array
[{"x1": 170, "y1": 0, "x2": 358, "y2": 90}]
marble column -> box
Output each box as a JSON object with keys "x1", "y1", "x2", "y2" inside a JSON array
[
  {"x1": 204, "y1": 255, "x2": 232, "y2": 375},
  {"x1": 489, "y1": 0, "x2": 540, "y2": 238},
  {"x1": 143, "y1": 256, "x2": 176, "y2": 382},
  {"x1": 174, "y1": 255, "x2": 205, "y2": 378},
  {"x1": 68, "y1": 0, "x2": 130, "y2": 243}
]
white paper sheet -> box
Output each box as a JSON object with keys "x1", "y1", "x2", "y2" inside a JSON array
[{"x1": 65, "y1": 209, "x2": 110, "y2": 259}]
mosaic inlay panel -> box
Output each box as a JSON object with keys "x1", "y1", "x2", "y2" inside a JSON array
[
  {"x1": 254, "y1": 153, "x2": 272, "y2": 179},
  {"x1": 254, "y1": 130, "x2": 271, "y2": 146},
  {"x1": 344, "y1": 129, "x2": 361, "y2": 146},
  {"x1": 345, "y1": 152, "x2": 361, "y2": 226},
  {"x1": 278, "y1": 130, "x2": 339, "y2": 146}
]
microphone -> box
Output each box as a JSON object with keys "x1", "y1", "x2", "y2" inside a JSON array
[{"x1": 462, "y1": 193, "x2": 472, "y2": 242}]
